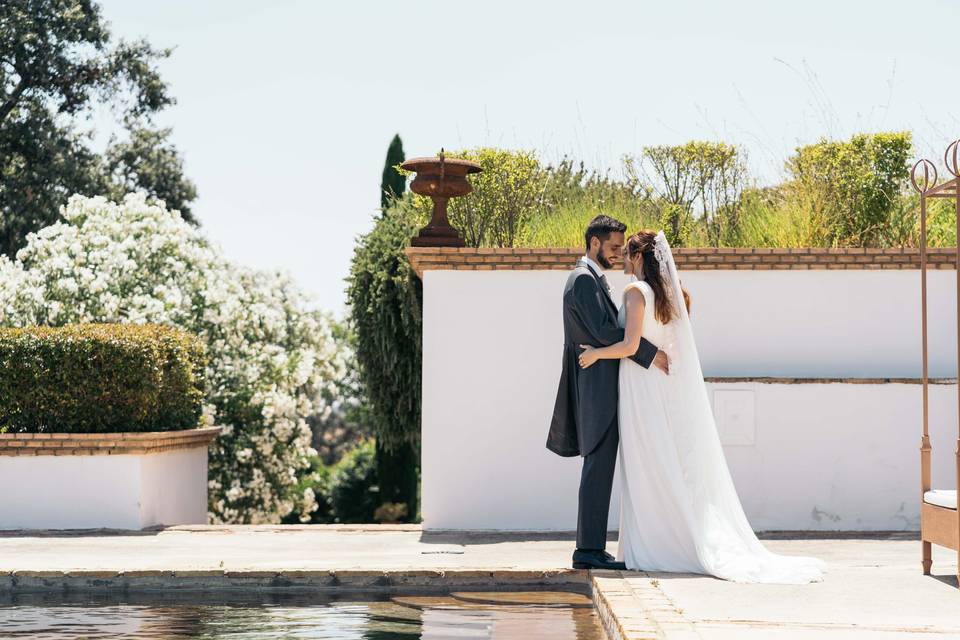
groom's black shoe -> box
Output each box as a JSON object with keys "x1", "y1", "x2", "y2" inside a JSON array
[{"x1": 572, "y1": 548, "x2": 626, "y2": 571}]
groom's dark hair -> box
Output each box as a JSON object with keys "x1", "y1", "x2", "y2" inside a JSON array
[{"x1": 585, "y1": 214, "x2": 627, "y2": 252}]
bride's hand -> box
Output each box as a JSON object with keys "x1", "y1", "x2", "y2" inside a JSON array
[{"x1": 578, "y1": 344, "x2": 598, "y2": 369}]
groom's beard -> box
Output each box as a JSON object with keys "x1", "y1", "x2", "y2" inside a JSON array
[{"x1": 596, "y1": 249, "x2": 614, "y2": 269}]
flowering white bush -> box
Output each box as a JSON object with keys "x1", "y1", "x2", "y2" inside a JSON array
[{"x1": 0, "y1": 193, "x2": 347, "y2": 523}]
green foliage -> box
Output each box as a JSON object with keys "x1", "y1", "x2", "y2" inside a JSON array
[
  {"x1": 327, "y1": 439, "x2": 380, "y2": 523},
  {"x1": 657, "y1": 203, "x2": 697, "y2": 247},
  {"x1": 375, "y1": 440, "x2": 418, "y2": 523},
  {"x1": 346, "y1": 198, "x2": 425, "y2": 452},
  {"x1": 469, "y1": 134, "x2": 938, "y2": 250},
  {"x1": 394, "y1": 145, "x2": 749, "y2": 250},
  {"x1": 925, "y1": 198, "x2": 958, "y2": 247},
  {"x1": 380, "y1": 134, "x2": 406, "y2": 210},
  {"x1": 732, "y1": 186, "x2": 824, "y2": 247},
  {"x1": 285, "y1": 440, "x2": 380, "y2": 524},
  {"x1": 786, "y1": 132, "x2": 912, "y2": 246},
  {"x1": 0, "y1": 0, "x2": 197, "y2": 257},
  {"x1": 103, "y1": 127, "x2": 198, "y2": 217},
  {"x1": 525, "y1": 157, "x2": 658, "y2": 247},
  {"x1": 0, "y1": 323, "x2": 205, "y2": 434},
  {"x1": 627, "y1": 141, "x2": 747, "y2": 246}
]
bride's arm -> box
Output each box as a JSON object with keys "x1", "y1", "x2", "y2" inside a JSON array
[{"x1": 578, "y1": 288, "x2": 645, "y2": 368}]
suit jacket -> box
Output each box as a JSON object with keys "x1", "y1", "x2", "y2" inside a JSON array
[{"x1": 546, "y1": 260, "x2": 659, "y2": 457}]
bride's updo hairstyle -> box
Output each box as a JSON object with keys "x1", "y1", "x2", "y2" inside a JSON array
[{"x1": 625, "y1": 230, "x2": 691, "y2": 324}]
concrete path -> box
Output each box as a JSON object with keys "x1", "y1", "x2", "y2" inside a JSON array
[
  {"x1": 0, "y1": 524, "x2": 585, "y2": 591},
  {"x1": 0, "y1": 526, "x2": 957, "y2": 638}
]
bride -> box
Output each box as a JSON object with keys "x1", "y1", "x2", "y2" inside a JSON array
[{"x1": 578, "y1": 230, "x2": 824, "y2": 584}]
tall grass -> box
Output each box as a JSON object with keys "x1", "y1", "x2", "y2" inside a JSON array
[{"x1": 521, "y1": 195, "x2": 955, "y2": 249}]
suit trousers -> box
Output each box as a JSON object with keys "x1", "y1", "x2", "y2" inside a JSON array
[{"x1": 576, "y1": 417, "x2": 619, "y2": 550}]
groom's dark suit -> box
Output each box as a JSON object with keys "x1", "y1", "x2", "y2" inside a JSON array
[{"x1": 547, "y1": 258, "x2": 658, "y2": 550}]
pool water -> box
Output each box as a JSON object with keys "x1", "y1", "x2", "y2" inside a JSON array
[{"x1": 0, "y1": 591, "x2": 607, "y2": 639}]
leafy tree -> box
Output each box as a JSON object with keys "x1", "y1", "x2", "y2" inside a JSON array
[
  {"x1": 346, "y1": 198, "x2": 425, "y2": 521},
  {"x1": 786, "y1": 132, "x2": 912, "y2": 246},
  {"x1": 0, "y1": 0, "x2": 197, "y2": 257},
  {"x1": 627, "y1": 141, "x2": 747, "y2": 246},
  {"x1": 380, "y1": 134, "x2": 406, "y2": 210},
  {"x1": 102, "y1": 126, "x2": 197, "y2": 217}
]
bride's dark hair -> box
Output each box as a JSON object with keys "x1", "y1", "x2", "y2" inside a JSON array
[{"x1": 625, "y1": 230, "x2": 691, "y2": 324}]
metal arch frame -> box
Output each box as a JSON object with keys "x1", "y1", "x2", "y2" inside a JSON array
[{"x1": 910, "y1": 140, "x2": 960, "y2": 585}]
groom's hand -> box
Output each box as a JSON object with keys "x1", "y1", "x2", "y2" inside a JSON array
[{"x1": 653, "y1": 349, "x2": 670, "y2": 374}]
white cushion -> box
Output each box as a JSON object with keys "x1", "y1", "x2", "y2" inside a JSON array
[{"x1": 924, "y1": 490, "x2": 957, "y2": 510}]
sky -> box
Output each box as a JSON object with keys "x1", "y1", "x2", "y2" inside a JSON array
[{"x1": 97, "y1": 0, "x2": 960, "y2": 315}]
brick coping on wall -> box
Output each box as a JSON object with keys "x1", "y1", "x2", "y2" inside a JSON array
[
  {"x1": 405, "y1": 247, "x2": 957, "y2": 277},
  {"x1": 0, "y1": 425, "x2": 221, "y2": 457}
]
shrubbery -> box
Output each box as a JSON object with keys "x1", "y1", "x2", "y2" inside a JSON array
[
  {"x1": 0, "y1": 193, "x2": 344, "y2": 524},
  {"x1": 383, "y1": 133, "x2": 942, "y2": 251},
  {"x1": 783, "y1": 132, "x2": 913, "y2": 246},
  {"x1": 284, "y1": 439, "x2": 380, "y2": 524},
  {"x1": 0, "y1": 323, "x2": 204, "y2": 434},
  {"x1": 346, "y1": 199, "x2": 425, "y2": 453},
  {"x1": 346, "y1": 198, "x2": 423, "y2": 521}
]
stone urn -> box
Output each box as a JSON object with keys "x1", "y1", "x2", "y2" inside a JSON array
[{"x1": 401, "y1": 151, "x2": 482, "y2": 247}]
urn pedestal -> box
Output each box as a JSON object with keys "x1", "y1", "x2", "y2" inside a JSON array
[{"x1": 401, "y1": 153, "x2": 482, "y2": 248}]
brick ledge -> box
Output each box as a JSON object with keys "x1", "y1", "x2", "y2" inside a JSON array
[
  {"x1": 406, "y1": 247, "x2": 957, "y2": 277},
  {"x1": 0, "y1": 426, "x2": 221, "y2": 457}
]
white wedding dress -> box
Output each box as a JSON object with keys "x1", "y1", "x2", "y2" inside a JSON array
[{"x1": 615, "y1": 233, "x2": 824, "y2": 584}]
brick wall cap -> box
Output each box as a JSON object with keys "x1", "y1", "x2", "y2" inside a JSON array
[
  {"x1": 404, "y1": 247, "x2": 956, "y2": 277},
  {"x1": 0, "y1": 426, "x2": 221, "y2": 456}
]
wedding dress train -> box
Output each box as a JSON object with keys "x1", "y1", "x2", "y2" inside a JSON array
[{"x1": 615, "y1": 234, "x2": 824, "y2": 584}]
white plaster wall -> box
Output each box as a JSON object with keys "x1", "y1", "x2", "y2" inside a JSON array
[
  {"x1": 0, "y1": 455, "x2": 143, "y2": 529},
  {"x1": 678, "y1": 270, "x2": 957, "y2": 378},
  {"x1": 420, "y1": 268, "x2": 959, "y2": 531},
  {"x1": 0, "y1": 447, "x2": 210, "y2": 530},
  {"x1": 711, "y1": 381, "x2": 956, "y2": 531},
  {"x1": 140, "y1": 448, "x2": 209, "y2": 527}
]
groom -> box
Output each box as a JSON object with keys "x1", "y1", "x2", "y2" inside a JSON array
[{"x1": 547, "y1": 214, "x2": 668, "y2": 571}]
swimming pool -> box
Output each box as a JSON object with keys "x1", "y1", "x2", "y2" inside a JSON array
[{"x1": 0, "y1": 590, "x2": 607, "y2": 639}]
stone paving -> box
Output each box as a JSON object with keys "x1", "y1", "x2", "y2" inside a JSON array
[
  {"x1": 597, "y1": 538, "x2": 960, "y2": 639},
  {"x1": 0, "y1": 524, "x2": 586, "y2": 591},
  {"x1": 0, "y1": 526, "x2": 957, "y2": 639}
]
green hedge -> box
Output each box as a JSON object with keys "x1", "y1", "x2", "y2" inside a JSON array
[{"x1": 0, "y1": 323, "x2": 205, "y2": 434}]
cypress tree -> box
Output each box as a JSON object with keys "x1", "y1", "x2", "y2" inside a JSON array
[{"x1": 380, "y1": 134, "x2": 406, "y2": 210}]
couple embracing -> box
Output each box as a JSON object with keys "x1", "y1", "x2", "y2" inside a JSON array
[{"x1": 547, "y1": 215, "x2": 824, "y2": 584}]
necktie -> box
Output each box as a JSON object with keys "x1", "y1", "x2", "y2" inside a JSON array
[{"x1": 599, "y1": 274, "x2": 613, "y2": 301}]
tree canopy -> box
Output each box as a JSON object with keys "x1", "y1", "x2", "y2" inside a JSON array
[{"x1": 0, "y1": 0, "x2": 197, "y2": 257}]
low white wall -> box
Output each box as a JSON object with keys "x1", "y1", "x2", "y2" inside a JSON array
[
  {"x1": 0, "y1": 448, "x2": 209, "y2": 530},
  {"x1": 139, "y1": 447, "x2": 209, "y2": 527},
  {"x1": 420, "y1": 269, "x2": 958, "y2": 531}
]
